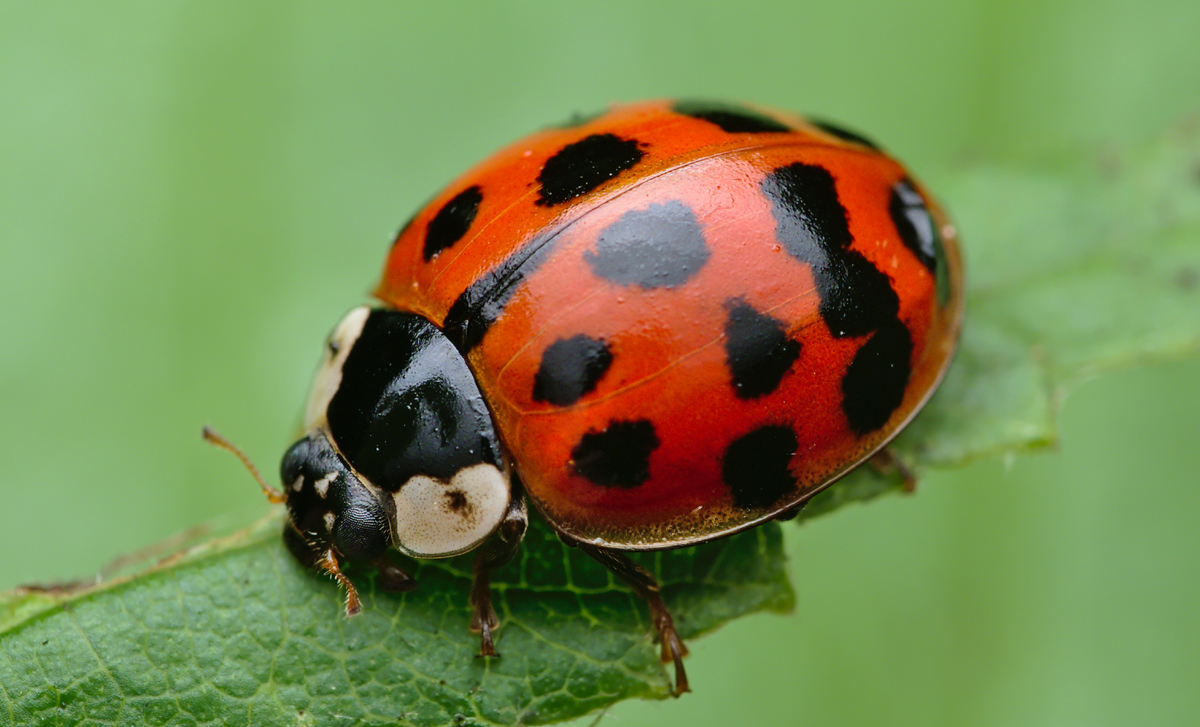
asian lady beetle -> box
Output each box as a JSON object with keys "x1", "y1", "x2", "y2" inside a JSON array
[{"x1": 212, "y1": 100, "x2": 963, "y2": 696}]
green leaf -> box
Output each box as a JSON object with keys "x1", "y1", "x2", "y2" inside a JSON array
[
  {"x1": 3, "y1": 122, "x2": 1199, "y2": 726},
  {"x1": 0, "y1": 513, "x2": 792, "y2": 726}
]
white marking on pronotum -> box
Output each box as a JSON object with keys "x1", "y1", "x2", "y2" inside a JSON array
[
  {"x1": 391, "y1": 464, "x2": 509, "y2": 559},
  {"x1": 323, "y1": 511, "x2": 336, "y2": 531},
  {"x1": 314, "y1": 472, "x2": 337, "y2": 498},
  {"x1": 304, "y1": 306, "x2": 370, "y2": 429},
  {"x1": 291, "y1": 474, "x2": 305, "y2": 492}
]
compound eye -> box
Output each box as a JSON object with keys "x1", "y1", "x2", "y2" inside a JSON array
[{"x1": 335, "y1": 499, "x2": 390, "y2": 562}]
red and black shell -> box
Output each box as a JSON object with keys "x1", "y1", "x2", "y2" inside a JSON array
[{"x1": 375, "y1": 100, "x2": 963, "y2": 549}]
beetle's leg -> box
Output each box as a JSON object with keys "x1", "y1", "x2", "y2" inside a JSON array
[
  {"x1": 282, "y1": 524, "x2": 362, "y2": 616},
  {"x1": 470, "y1": 490, "x2": 529, "y2": 657},
  {"x1": 774, "y1": 498, "x2": 811, "y2": 522},
  {"x1": 577, "y1": 543, "x2": 690, "y2": 697},
  {"x1": 368, "y1": 554, "x2": 418, "y2": 594},
  {"x1": 315, "y1": 548, "x2": 363, "y2": 616},
  {"x1": 869, "y1": 447, "x2": 917, "y2": 493}
]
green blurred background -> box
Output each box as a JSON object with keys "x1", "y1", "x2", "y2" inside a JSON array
[{"x1": 2, "y1": 1, "x2": 1198, "y2": 725}]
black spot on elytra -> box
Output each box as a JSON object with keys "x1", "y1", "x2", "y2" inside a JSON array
[
  {"x1": 585, "y1": 200, "x2": 710, "y2": 288},
  {"x1": 722, "y1": 425, "x2": 799, "y2": 510},
  {"x1": 442, "y1": 226, "x2": 561, "y2": 352},
  {"x1": 536, "y1": 134, "x2": 644, "y2": 207},
  {"x1": 424, "y1": 186, "x2": 482, "y2": 261},
  {"x1": 571, "y1": 420, "x2": 659, "y2": 488},
  {"x1": 533, "y1": 335, "x2": 613, "y2": 406},
  {"x1": 724, "y1": 300, "x2": 801, "y2": 399},
  {"x1": 841, "y1": 317, "x2": 914, "y2": 435},
  {"x1": 762, "y1": 162, "x2": 899, "y2": 338},
  {"x1": 890, "y1": 178, "x2": 952, "y2": 308},
  {"x1": 889, "y1": 179, "x2": 937, "y2": 273},
  {"x1": 763, "y1": 162, "x2": 852, "y2": 255},
  {"x1": 809, "y1": 119, "x2": 882, "y2": 151},
  {"x1": 673, "y1": 100, "x2": 791, "y2": 133},
  {"x1": 818, "y1": 251, "x2": 901, "y2": 337}
]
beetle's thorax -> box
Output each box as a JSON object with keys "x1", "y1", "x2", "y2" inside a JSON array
[{"x1": 283, "y1": 306, "x2": 511, "y2": 560}]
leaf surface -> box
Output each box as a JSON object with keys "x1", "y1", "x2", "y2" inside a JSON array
[{"x1": 0, "y1": 515, "x2": 791, "y2": 726}]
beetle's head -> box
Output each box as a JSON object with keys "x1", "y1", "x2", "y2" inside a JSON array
[
  {"x1": 201, "y1": 424, "x2": 389, "y2": 617},
  {"x1": 278, "y1": 431, "x2": 391, "y2": 566}
]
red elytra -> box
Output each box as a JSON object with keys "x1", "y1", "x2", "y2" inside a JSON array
[{"x1": 375, "y1": 99, "x2": 963, "y2": 549}]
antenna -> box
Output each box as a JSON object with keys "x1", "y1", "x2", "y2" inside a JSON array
[{"x1": 202, "y1": 426, "x2": 285, "y2": 504}]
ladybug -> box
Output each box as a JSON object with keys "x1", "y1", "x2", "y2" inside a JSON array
[{"x1": 213, "y1": 100, "x2": 963, "y2": 696}]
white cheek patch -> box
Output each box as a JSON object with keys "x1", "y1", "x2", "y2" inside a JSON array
[
  {"x1": 314, "y1": 472, "x2": 336, "y2": 498},
  {"x1": 391, "y1": 464, "x2": 510, "y2": 558},
  {"x1": 304, "y1": 305, "x2": 370, "y2": 429}
]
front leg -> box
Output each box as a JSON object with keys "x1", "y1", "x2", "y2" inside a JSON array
[
  {"x1": 469, "y1": 491, "x2": 529, "y2": 657},
  {"x1": 576, "y1": 542, "x2": 690, "y2": 697},
  {"x1": 282, "y1": 524, "x2": 364, "y2": 616},
  {"x1": 283, "y1": 525, "x2": 417, "y2": 616}
]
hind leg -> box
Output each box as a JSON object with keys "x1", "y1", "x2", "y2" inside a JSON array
[{"x1": 576, "y1": 543, "x2": 690, "y2": 696}]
